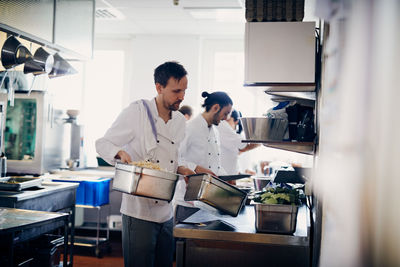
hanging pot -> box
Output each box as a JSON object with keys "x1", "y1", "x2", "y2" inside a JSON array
[
  {"x1": 24, "y1": 47, "x2": 54, "y2": 75},
  {"x1": 48, "y1": 53, "x2": 77, "y2": 78},
  {"x1": 1, "y1": 36, "x2": 32, "y2": 69}
]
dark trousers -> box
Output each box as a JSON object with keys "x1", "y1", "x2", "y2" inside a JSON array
[{"x1": 122, "y1": 214, "x2": 173, "y2": 267}]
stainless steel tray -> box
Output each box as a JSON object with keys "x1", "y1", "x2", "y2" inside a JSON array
[
  {"x1": 253, "y1": 202, "x2": 298, "y2": 234},
  {"x1": 0, "y1": 177, "x2": 43, "y2": 191},
  {"x1": 184, "y1": 174, "x2": 247, "y2": 217},
  {"x1": 113, "y1": 162, "x2": 179, "y2": 202}
]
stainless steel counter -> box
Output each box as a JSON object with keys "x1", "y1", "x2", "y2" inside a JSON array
[
  {"x1": 0, "y1": 181, "x2": 78, "y2": 266},
  {"x1": 174, "y1": 205, "x2": 310, "y2": 267},
  {"x1": 174, "y1": 205, "x2": 310, "y2": 246},
  {"x1": 0, "y1": 208, "x2": 69, "y2": 267}
]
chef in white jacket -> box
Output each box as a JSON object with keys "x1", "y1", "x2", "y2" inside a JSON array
[
  {"x1": 96, "y1": 61, "x2": 194, "y2": 267},
  {"x1": 218, "y1": 109, "x2": 259, "y2": 175},
  {"x1": 174, "y1": 91, "x2": 233, "y2": 223}
]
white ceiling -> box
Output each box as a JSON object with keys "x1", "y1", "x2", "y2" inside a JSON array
[
  {"x1": 94, "y1": 0, "x2": 318, "y2": 38},
  {"x1": 95, "y1": 0, "x2": 247, "y2": 37}
]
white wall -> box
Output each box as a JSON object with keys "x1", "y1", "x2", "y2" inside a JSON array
[{"x1": 127, "y1": 35, "x2": 201, "y2": 110}]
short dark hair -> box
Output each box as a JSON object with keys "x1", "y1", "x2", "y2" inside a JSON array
[
  {"x1": 201, "y1": 91, "x2": 233, "y2": 112},
  {"x1": 179, "y1": 105, "x2": 193, "y2": 116},
  {"x1": 154, "y1": 61, "x2": 187, "y2": 87}
]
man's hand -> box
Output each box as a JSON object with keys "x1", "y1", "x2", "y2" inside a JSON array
[
  {"x1": 115, "y1": 150, "x2": 132, "y2": 163},
  {"x1": 194, "y1": 165, "x2": 216, "y2": 177},
  {"x1": 177, "y1": 166, "x2": 196, "y2": 183}
]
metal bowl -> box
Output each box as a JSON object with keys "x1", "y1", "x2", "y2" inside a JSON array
[{"x1": 240, "y1": 117, "x2": 288, "y2": 142}]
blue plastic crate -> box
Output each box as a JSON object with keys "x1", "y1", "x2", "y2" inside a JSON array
[
  {"x1": 52, "y1": 178, "x2": 111, "y2": 206},
  {"x1": 84, "y1": 178, "x2": 111, "y2": 206},
  {"x1": 52, "y1": 179, "x2": 85, "y2": 205}
]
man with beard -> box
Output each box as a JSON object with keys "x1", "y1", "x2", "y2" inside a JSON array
[
  {"x1": 96, "y1": 61, "x2": 194, "y2": 267},
  {"x1": 173, "y1": 91, "x2": 233, "y2": 223}
]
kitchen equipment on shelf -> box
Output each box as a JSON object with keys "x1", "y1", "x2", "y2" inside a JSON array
[
  {"x1": 113, "y1": 162, "x2": 179, "y2": 202},
  {"x1": 0, "y1": 176, "x2": 43, "y2": 191},
  {"x1": 63, "y1": 109, "x2": 84, "y2": 170},
  {"x1": 24, "y1": 47, "x2": 54, "y2": 75},
  {"x1": 253, "y1": 202, "x2": 299, "y2": 234},
  {"x1": 184, "y1": 173, "x2": 247, "y2": 217},
  {"x1": 241, "y1": 117, "x2": 288, "y2": 142},
  {"x1": 48, "y1": 53, "x2": 77, "y2": 78},
  {"x1": 1, "y1": 36, "x2": 32, "y2": 69}
]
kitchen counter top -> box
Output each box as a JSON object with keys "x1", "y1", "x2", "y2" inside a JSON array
[
  {"x1": 174, "y1": 204, "x2": 310, "y2": 247},
  {"x1": 0, "y1": 182, "x2": 79, "y2": 202}
]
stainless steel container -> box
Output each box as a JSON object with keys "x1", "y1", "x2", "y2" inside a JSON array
[
  {"x1": 253, "y1": 202, "x2": 298, "y2": 234},
  {"x1": 241, "y1": 117, "x2": 288, "y2": 141},
  {"x1": 113, "y1": 162, "x2": 179, "y2": 202},
  {"x1": 252, "y1": 177, "x2": 271, "y2": 191},
  {"x1": 184, "y1": 174, "x2": 247, "y2": 217},
  {"x1": 0, "y1": 177, "x2": 43, "y2": 191}
]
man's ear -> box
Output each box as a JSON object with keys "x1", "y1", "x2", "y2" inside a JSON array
[
  {"x1": 211, "y1": 104, "x2": 220, "y2": 113},
  {"x1": 155, "y1": 83, "x2": 163, "y2": 94}
]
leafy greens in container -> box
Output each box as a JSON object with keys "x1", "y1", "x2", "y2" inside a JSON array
[{"x1": 253, "y1": 184, "x2": 305, "y2": 205}]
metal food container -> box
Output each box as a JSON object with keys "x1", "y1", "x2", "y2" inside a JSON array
[
  {"x1": 253, "y1": 202, "x2": 299, "y2": 234},
  {"x1": 184, "y1": 174, "x2": 247, "y2": 217},
  {"x1": 241, "y1": 117, "x2": 288, "y2": 141},
  {"x1": 113, "y1": 162, "x2": 179, "y2": 202},
  {"x1": 0, "y1": 177, "x2": 43, "y2": 191}
]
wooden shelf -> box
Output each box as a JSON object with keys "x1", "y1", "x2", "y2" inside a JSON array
[{"x1": 242, "y1": 140, "x2": 315, "y2": 155}]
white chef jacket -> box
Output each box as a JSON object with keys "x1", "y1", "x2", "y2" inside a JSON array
[
  {"x1": 217, "y1": 120, "x2": 247, "y2": 175},
  {"x1": 96, "y1": 98, "x2": 186, "y2": 223},
  {"x1": 173, "y1": 114, "x2": 225, "y2": 207}
]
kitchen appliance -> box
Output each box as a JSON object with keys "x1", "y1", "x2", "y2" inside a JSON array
[
  {"x1": 0, "y1": 91, "x2": 70, "y2": 174},
  {"x1": 184, "y1": 174, "x2": 247, "y2": 217},
  {"x1": 113, "y1": 162, "x2": 179, "y2": 202}
]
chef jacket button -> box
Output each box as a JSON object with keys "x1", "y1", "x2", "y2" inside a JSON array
[
  {"x1": 156, "y1": 160, "x2": 160, "y2": 163},
  {"x1": 157, "y1": 140, "x2": 160, "y2": 143},
  {"x1": 209, "y1": 166, "x2": 211, "y2": 168},
  {"x1": 217, "y1": 153, "x2": 220, "y2": 156},
  {"x1": 215, "y1": 141, "x2": 217, "y2": 143},
  {"x1": 170, "y1": 160, "x2": 174, "y2": 163},
  {"x1": 218, "y1": 167, "x2": 220, "y2": 169},
  {"x1": 171, "y1": 141, "x2": 174, "y2": 144},
  {"x1": 208, "y1": 153, "x2": 211, "y2": 155}
]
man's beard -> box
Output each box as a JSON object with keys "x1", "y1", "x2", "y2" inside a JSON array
[
  {"x1": 166, "y1": 100, "x2": 181, "y2": 111},
  {"x1": 212, "y1": 109, "x2": 221, "y2": 125}
]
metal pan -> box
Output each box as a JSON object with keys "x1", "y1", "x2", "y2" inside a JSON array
[
  {"x1": 218, "y1": 174, "x2": 251, "y2": 182},
  {"x1": 113, "y1": 162, "x2": 180, "y2": 202},
  {"x1": 184, "y1": 174, "x2": 247, "y2": 217},
  {"x1": 0, "y1": 177, "x2": 43, "y2": 191}
]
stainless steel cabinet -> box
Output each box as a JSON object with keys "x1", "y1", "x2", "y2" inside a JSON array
[
  {"x1": 245, "y1": 22, "x2": 316, "y2": 87},
  {"x1": 0, "y1": 0, "x2": 94, "y2": 59}
]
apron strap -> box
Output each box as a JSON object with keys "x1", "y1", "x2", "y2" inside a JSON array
[{"x1": 142, "y1": 100, "x2": 158, "y2": 142}]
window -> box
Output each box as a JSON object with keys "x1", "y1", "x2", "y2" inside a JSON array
[{"x1": 82, "y1": 50, "x2": 125, "y2": 166}]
